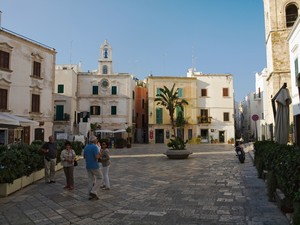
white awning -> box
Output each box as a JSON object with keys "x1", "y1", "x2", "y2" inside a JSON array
[
  {"x1": 95, "y1": 129, "x2": 126, "y2": 134},
  {"x1": 0, "y1": 113, "x2": 39, "y2": 126}
]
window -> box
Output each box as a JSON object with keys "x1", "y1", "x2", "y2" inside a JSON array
[
  {"x1": 90, "y1": 106, "x2": 100, "y2": 115},
  {"x1": 58, "y1": 84, "x2": 64, "y2": 93},
  {"x1": 223, "y1": 88, "x2": 229, "y2": 97},
  {"x1": 0, "y1": 50, "x2": 9, "y2": 70},
  {"x1": 177, "y1": 88, "x2": 183, "y2": 97},
  {"x1": 286, "y1": 4, "x2": 298, "y2": 27},
  {"x1": 176, "y1": 106, "x2": 183, "y2": 117},
  {"x1": 223, "y1": 112, "x2": 230, "y2": 122},
  {"x1": 111, "y1": 106, "x2": 117, "y2": 115},
  {"x1": 112, "y1": 86, "x2": 117, "y2": 95},
  {"x1": 104, "y1": 48, "x2": 108, "y2": 58},
  {"x1": 142, "y1": 99, "x2": 145, "y2": 109},
  {"x1": 295, "y1": 58, "x2": 299, "y2": 86},
  {"x1": 156, "y1": 88, "x2": 161, "y2": 96},
  {"x1": 201, "y1": 89, "x2": 207, "y2": 97},
  {"x1": 156, "y1": 108, "x2": 163, "y2": 124},
  {"x1": 199, "y1": 109, "x2": 209, "y2": 123},
  {"x1": 32, "y1": 94, "x2": 40, "y2": 113},
  {"x1": 33, "y1": 61, "x2": 41, "y2": 77},
  {"x1": 0, "y1": 88, "x2": 8, "y2": 110},
  {"x1": 55, "y1": 105, "x2": 64, "y2": 120},
  {"x1": 92, "y1": 86, "x2": 98, "y2": 95},
  {"x1": 102, "y1": 65, "x2": 108, "y2": 74}
]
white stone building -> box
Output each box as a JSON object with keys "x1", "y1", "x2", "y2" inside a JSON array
[
  {"x1": 288, "y1": 16, "x2": 300, "y2": 145},
  {"x1": 53, "y1": 40, "x2": 135, "y2": 141},
  {"x1": 187, "y1": 69, "x2": 235, "y2": 143},
  {"x1": 0, "y1": 28, "x2": 56, "y2": 144},
  {"x1": 53, "y1": 64, "x2": 80, "y2": 140},
  {"x1": 262, "y1": 0, "x2": 299, "y2": 135}
]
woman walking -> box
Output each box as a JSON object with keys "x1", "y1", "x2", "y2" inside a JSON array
[
  {"x1": 100, "y1": 141, "x2": 111, "y2": 190},
  {"x1": 60, "y1": 141, "x2": 76, "y2": 190}
]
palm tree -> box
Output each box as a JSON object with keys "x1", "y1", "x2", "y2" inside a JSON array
[{"x1": 154, "y1": 83, "x2": 189, "y2": 141}]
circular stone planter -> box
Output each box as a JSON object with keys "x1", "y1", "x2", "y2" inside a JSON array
[{"x1": 164, "y1": 149, "x2": 193, "y2": 159}]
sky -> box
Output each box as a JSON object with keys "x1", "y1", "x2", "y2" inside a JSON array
[{"x1": 0, "y1": 0, "x2": 266, "y2": 102}]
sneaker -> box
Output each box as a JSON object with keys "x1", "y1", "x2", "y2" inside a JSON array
[
  {"x1": 46, "y1": 181, "x2": 51, "y2": 184},
  {"x1": 68, "y1": 186, "x2": 74, "y2": 190},
  {"x1": 63, "y1": 186, "x2": 69, "y2": 189},
  {"x1": 100, "y1": 185, "x2": 106, "y2": 188},
  {"x1": 50, "y1": 180, "x2": 56, "y2": 183},
  {"x1": 102, "y1": 187, "x2": 110, "y2": 190}
]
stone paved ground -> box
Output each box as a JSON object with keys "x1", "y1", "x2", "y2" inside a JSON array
[{"x1": 0, "y1": 144, "x2": 290, "y2": 225}]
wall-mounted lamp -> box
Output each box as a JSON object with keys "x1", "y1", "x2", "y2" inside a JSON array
[{"x1": 149, "y1": 112, "x2": 152, "y2": 116}]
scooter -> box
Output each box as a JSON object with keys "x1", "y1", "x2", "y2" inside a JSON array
[{"x1": 235, "y1": 142, "x2": 245, "y2": 163}]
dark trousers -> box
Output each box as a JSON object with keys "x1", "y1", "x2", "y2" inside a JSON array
[{"x1": 63, "y1": 166, "x2": 74, "y2": 187}]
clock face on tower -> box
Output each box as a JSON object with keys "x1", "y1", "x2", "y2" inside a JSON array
[{"x1": 100, "y1": 78, "x2": 109, "y2": 88}]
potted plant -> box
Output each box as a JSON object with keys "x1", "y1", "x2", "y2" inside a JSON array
[{"x1": 154, "y1": 83, "x2": 191, "y2": 159}]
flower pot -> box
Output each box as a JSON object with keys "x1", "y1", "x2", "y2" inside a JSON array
[{"x1": 164, "y1": 149, "x2": 192, "y2": 159}]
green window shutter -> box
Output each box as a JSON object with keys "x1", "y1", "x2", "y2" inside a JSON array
[
  {"x1": 56, "y1": 105, "x2": 64, "y2": 120},
  {"x1": 295, "y1": 58, "x2": 300, "y2": 86},
  {"x1": 92, "y1": 86, "x2": 98, "y2": 95},
  {"x1": 178, "y1": 88, "x2": 183, "y2": 97},
  {"x1": 112, "y1": 86, "x2": 117, "y2": 95},
  {"x1": 156, "y1": 108, "x2": 163, "y2": 124},
  {"x1": 176, "y1": 106, "x2": 182, "y2": 117},
  {"x1": 58, "y1": 84, "x2": 64, "y2": 93},
  {"x1": 111, "y1": 106, "x2": 117, "y2": 115},
  {"x1": 156, "y1": 88, "x2": 161, "y2": 96}
]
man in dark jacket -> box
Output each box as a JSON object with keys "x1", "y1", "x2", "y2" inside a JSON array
[{"x1": 41, "y1": 135, "x2": 57, "y2": 184}]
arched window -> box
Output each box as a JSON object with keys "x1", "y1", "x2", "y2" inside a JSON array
[
  {"x1": 286, "y1": 4, "x2": 298, "y2": 27},
  {"x1": 102, "y1": 65, "x2": 108, "y2": 74},
  {"x1": 104, "y1": 48, "x2": 108, "y2": 58}
]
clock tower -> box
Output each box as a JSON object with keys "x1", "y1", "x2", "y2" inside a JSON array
[{"x1": 98, "y1": 40, "x2": 113, "y2": 75}]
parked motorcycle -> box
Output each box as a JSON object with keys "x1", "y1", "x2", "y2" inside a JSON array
[{"x1": 235, "y1": 141, "x2": 245, "y2": 163}]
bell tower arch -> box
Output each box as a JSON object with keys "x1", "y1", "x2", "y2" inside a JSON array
[{"x1": 98, "y1": 40, "x2": 113, "y2": 75}]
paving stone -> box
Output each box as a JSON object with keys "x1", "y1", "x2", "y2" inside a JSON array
[{"x1": 0, "y1": 144, "x2": 290, "y2": 225}]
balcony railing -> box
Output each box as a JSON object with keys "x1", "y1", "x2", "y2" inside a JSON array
[
  {"x1": 54, "y1": 113, "x2": 70, "y2": 121},
  {"x1": 197, "y1": 116, "x2": 212, "y2": 124}
]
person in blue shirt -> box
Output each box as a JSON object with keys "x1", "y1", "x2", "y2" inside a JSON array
[{"x1": 83, "y1": 135, "x2": 102, "y2": 200}]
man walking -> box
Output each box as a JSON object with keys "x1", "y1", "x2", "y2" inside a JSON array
[
  {"x1": 41, "y1": 135, "x2": 57, "y2": 184},
  {"x1": 83, "y1": 135, "x2": 102, "y2": 200}
]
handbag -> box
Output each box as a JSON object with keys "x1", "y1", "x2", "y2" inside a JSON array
[{"x1": 74, "y1": 160, "x2": 78, "y2": 166}]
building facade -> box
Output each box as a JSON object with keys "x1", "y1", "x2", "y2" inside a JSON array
[
  {"x1": 187, "y1": 69, "x2": 235, "y2": 143},
  {"x1": 0, "y1": 28, "x2": 56, "y2": 144},
  {"x1": 53, "y1": 40, "x2": 135, "y2": 141},
  {"x1": 147, "y1": 76, "x2": 198, "y2": 144},
  {"x1": 134, "y1": 80, "x2": 148, "y2": 143},
  {"x1": 53, "y1": 64, "x2": 80, "y2": 140},
  {"x1": 263, "y1": 0, "x2": 299, "y2": 128},
  {"x1": 288, "y1": 16, "x2": 300, "y2": 145}
]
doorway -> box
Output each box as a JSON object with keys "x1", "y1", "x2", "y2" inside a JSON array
[
  {"x1": 155, "y1": 129, "x2": 164, "y2": 143},
  {"x1": 219, "y1": 131, "x2": 225, "y2": 143}
]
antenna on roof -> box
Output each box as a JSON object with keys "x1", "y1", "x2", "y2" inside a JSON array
[
  {"x1": 0, "y1": 11, "x2": 2, "y2": 29},
  {"x1": 70, "y1": 40, "x2": 73, "y2": 64},
  {"x1": 192, "y1": 46, "x2": 196, "y2": 70}
]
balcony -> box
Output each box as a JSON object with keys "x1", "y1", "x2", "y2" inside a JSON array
[
  {"x1": 197, "y1": 116, "x2": 212, "y2": 124},
  {"x1": 54, "y1": 113, "x2": 70, "y2": 121}
]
